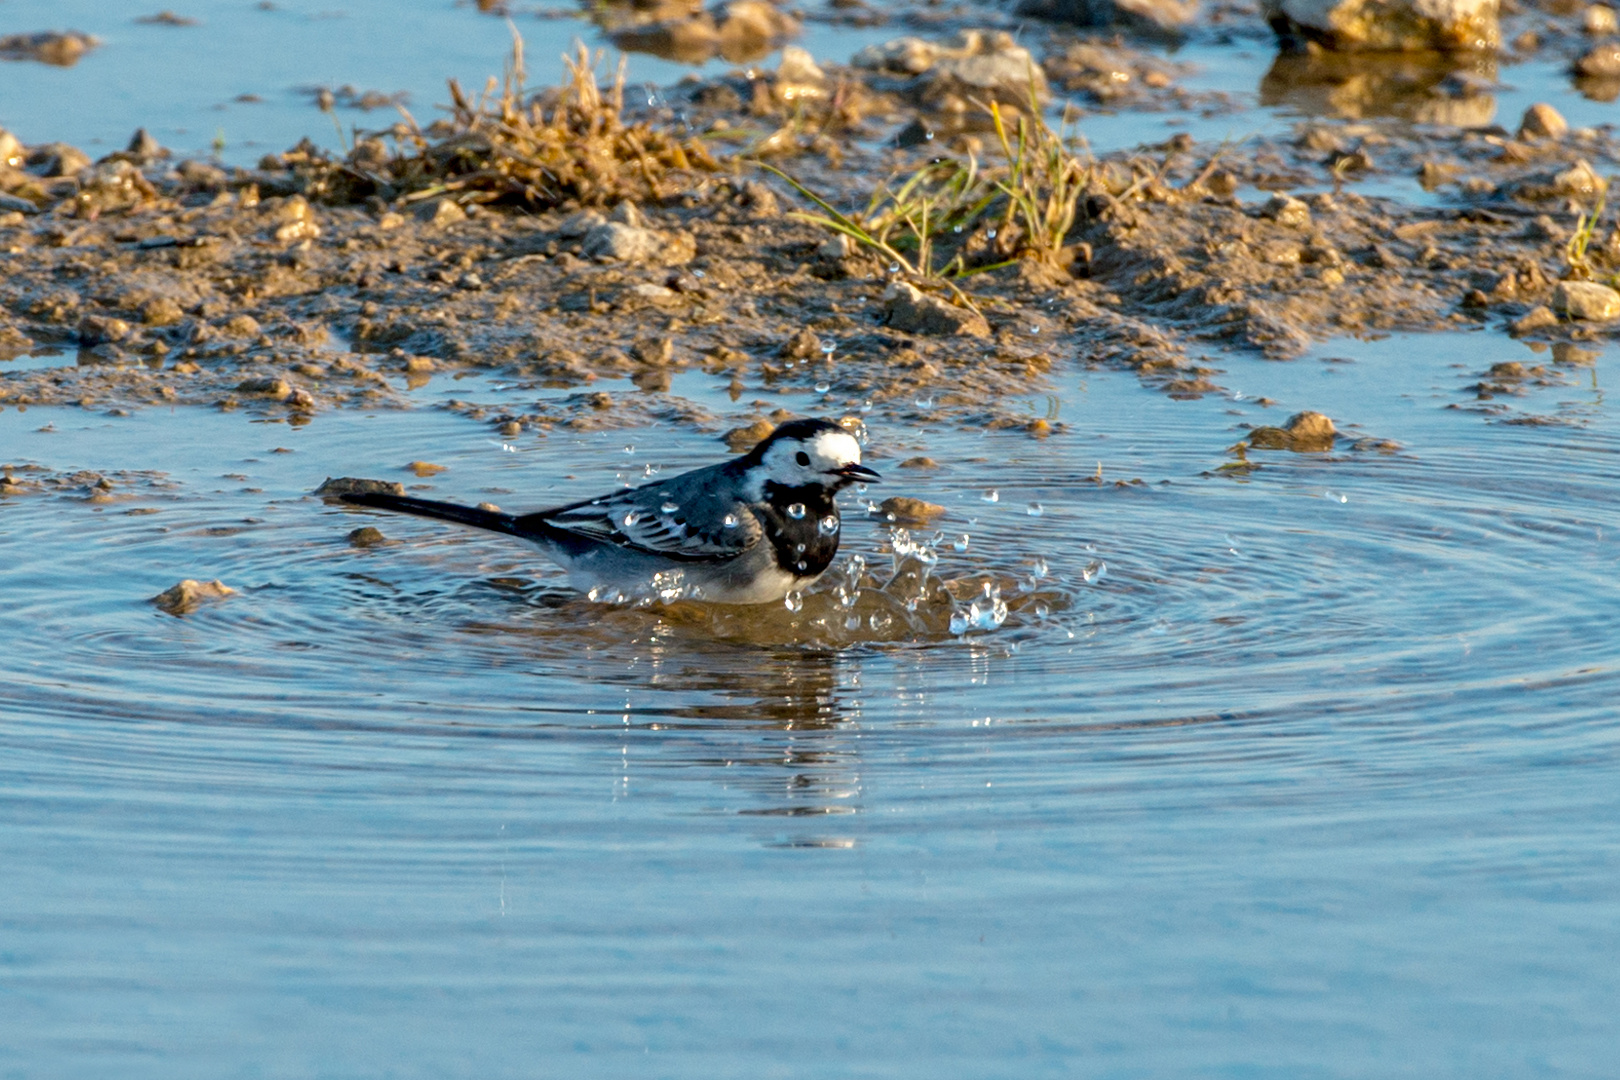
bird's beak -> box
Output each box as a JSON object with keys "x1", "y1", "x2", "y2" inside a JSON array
[{"x1": 835, "y1": 462, "x2": 882, "y2": 483}]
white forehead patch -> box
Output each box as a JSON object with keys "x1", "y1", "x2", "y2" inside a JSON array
[{"x1": 806, "y1": 429, "x2": 862, "y2": 467}]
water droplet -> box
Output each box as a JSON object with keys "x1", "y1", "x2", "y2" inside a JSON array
[
  {"x1": 1031, "y1": 558, "x2": 1048, "y2": 578},
  {"x1": 623, "y1": 445, "x2": 635, "y2": 454},
  {"x1": 1027, "y1": 502, "x2": 1043, "y2": 516},
  {"x1": 587, "y1": 585, "x2": 605, "y2": 602},
  {"x1": 924, "y1": 130, "x2": 934, "y2": 141},
  {"x1": 869, "y1": 611, "x2": 893, "y2": 632},
  {"x1": 796, "y1": 560, "x2": 808, "y2": 571},
  {"x1": 1034, "y1": 601, "x2": 1050, "y2": 619},
  {"x1": 784, "y1": 591, "x2": 803, "y2": 613},
  {"x1": 888, "y1": 262, "x2": 901, "y2": 274},
  {"x1": 660, "y1": 501, "x2": 679, "y2": 514},
  {"x1": 860, "y1": 400, "x2": 873, "y2": 413},
  {"x1": 1028, "y1": 325, "x2": 1039, "y2": 335},
  {"x1": 987, "y1": 228, "x2": 998, "y2": 239},
  {"x1": 819, "y1": 514, "x2": 839, "y2": 536},
  {"x1": 952, "y1": 224, "x2": 964, "y2": 234},
  {"x1": 622, "y1": 511, "x2": 641, "y2": 527},
  {"x1": 915, "y1": 397, "x2": 934, "y2": 409},
  {"x1": 953, "y1": 534, "x2": 970, "y2": 552},
  {"x1": 820, "y1": 339, "x2": 836, "y2": 355},
  {"x1": 982, "y1": 489, "x2": 999, "y2": 503},
  {"x1": 815, "y1": 382, "x2": 831, "y2": 394},
  {"x1": 949, "y1": 610, "x2": 969, "y2": 635},
  {"x1": 693, "y1": 269, "x2": 705, "y2": 279},
  {"x1": 787, "y1": 502, "x2": 806, "y2": 519},
  {"x1": 795, "y1": 542, "x2": 806, "y2": 554},
  {"x1": 723, "y1": 513, "x2": 738, "y2": 529}
]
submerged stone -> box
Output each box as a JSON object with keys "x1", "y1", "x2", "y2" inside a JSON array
[{"x1": 150, "y1": 578, "x2": 236, "y2": 615}]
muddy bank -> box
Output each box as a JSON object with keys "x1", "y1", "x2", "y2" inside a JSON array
[{"x1": 3, "y1": 10, "x2": 1620, "y2": 446}]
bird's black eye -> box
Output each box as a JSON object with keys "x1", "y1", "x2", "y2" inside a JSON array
[{"x1": 795, "y1": 451, "x2": 810, "y2": 467}]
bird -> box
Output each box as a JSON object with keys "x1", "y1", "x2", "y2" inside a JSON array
[{"x1": 340, "y1": 417, "x2": 881, "y2": 605}]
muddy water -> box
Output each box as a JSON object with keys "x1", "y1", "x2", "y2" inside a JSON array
[{"x1": 4, "y1": 334, "x2": 1619, "y2": 1074}]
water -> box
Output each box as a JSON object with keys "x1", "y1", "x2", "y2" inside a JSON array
[{"x1": 4, "y1": 331, "x2": 1620, "y2": 1074}]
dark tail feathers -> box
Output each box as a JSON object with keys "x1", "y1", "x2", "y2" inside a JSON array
[{"x1": 341, "y1": 492, "x2": 526, "y2": 538}]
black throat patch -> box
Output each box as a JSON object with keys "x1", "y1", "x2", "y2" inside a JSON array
[{"x1": 757, "y1": 481, "x2": 842, "y2": 580}]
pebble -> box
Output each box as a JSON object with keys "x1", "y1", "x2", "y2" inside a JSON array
[
  {"x1": 423, "y1": 198, "x2": 466, "y2": 228},
  {"x1": 1585, "y1": 4, "x2": 1619, "y2": 35},
  {"x1": 347, "y1": 526, "x2": 386, "y2": 547},
  {"x1": 722, "y1": 417, "x2": 776, "y2": 452},
  {"x1": 899, "y1": 456, "x2": 940, "y2": 469},
  {"x1": 879, "y1": 496, "x2": 947, "y2": 524},
  {"x1": 1262, "y1": 194, "x2": 1312, "y2": 229},
  {"x1": 236, "y1": 376, "x2": 292, "y2": 400},
  {"x1": 1509, "y1": 305, "x2": 1558, "y2": 335},
  {"x1": 407, "y1": 461, "x2": 446, "y2": 477},
  {"x1": 150, "y1": 579, "x2": 236, "y2": 616},
  {"x1": 313, "y1": 477, "x2": 406, "y2": 498},
  {"x1": 1517, "y1": 103, "x2": 1568, "y2": 141},
  {"x1": 1574, "y1": 41, "x2": 1620, "y2": 78},
  {"x1": 1553, "y1": 280, "x2": 1620, "y2": 321},
  {"x1": 882, "y1": 281, "x2": 990, "y2": 337},
  {"x1": 139, "y1": 297, "x2": 185, "y2": 326}
]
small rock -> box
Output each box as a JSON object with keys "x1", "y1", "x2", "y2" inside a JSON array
[
  {"x1": 723, "y1": 417, "x2": 777, "y2": 452},
  {"x1": 1509, "y1": 305, "x2": 1558, "y2": 334},
  {"x1": 375, "y1": 211, "x2": 405, "y2": 230},
  {"x1": 139, "y1": 297, "x2": 185, "y2": 326},
  {"x1": 1260, "y1": 0, "x2": 1498, "y2": 51},
  {"x1": 817, "y1": 233, "x2": 853, "y2": 259},
  {"x1": 236, "y1": 377, "x2": 292, "y2": 400},
  {"x1": 422, "y1": 197, "x2": 466, "y2": 227},
  {"x1": 1518, "y1": 102, "x2": 1568, "y2": 141},
  {"x1": 1261, "y1": 193, "x2": 1312, "y2": 229},
  {"x1": 557, "y1": 209, "x2": 607, "y2": 238},
  {"x1": 1553, "y1": 280, "x2": 1620, "y2": 320},
  {"x1": 407, "y1": 461, "x2": 446, "y2": 477},
  {"x1": 631, "y1": 336, "x2": 675, "y2": 365},
  {"x1": 1585, "y1": 4, "x2": 1619, "y2": 34},
  {"x1": 775, "y1": 45, "x2": 827, "y2": 100},
  {"x1": 314, "y1": 476, "x2": 407, "y2": 498},
  {"x1": 627, "y1": 282, "x2": 680, "y2": 304},
  {"x1": 126, "y1": 127, "x2": 165, "y2": 161},
  {"x1": 581, "y1": 222, "x2": 665, "y2": 264},
  {"x1": 28, "y1": 142, "x2": 91, "y2": 177},
  {"x1": 404, "y1": 355, "x2": 436, "y2": 373},
  {"x1": 176, "y1": 159, "x2": 226, "y2": 188},
  {"x1": 150, "y1": 578, "x2": 236, "y2": 615},
  {"x1": 0, "y1": 30, "x2": 100, "y2": 66},
  {"x1": 608, "y1": 200, "x2": 645, "y2": 228},
  {"x1": 879, "y1": 496, "x2": 947, "y2": 524},
  {"x1": 1249, "y1": 410, "x2": 1336, "y2": 452},
  {"x1": 882, "y1": 281, "x2": 990, "y2": 337},
  {"x1": 780, "y1": 327, "x2": 820, "y2": 360},
  {"x1": 222, "y1": 314, "x2": 261, "y2": 338},
  {"x1": 498, "y1": 420, "x2": 523, "y2": 437},
  {"x1": 899, "y1": 456, "x2": 940, "y2": 469},
  {"x1": 1574, "y1": 41, "x2": 1620, "y2": 78},
  {"x1": 78, "y1": 314, "x2": 132, "y2": 345},
  {"x1": 347, "y1": 526, "x2": 386, "y2": 547}
]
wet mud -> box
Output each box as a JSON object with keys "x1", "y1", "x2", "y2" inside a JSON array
[{"x1": 2, "y1": 1, "x2": 1618, "y2": 448}]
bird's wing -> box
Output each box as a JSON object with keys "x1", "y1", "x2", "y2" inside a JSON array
[{"x1": 518, "y1": 475, "x2": 762, "y2": 561}]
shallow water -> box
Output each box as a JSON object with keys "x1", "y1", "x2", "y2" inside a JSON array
[
  {"x1": 4, "y1": 331, "x2": 1620, "y2": 1075},
  {"x1": 4, "y1": 0, "x2": 1614, "y2": 169}
]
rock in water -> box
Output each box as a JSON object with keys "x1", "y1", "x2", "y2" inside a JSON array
[
  {"x1": 150, "y1": 579, "x2": 236, "y2": 615},
  {"x1": 1261, "y1": 0, "x2": 1500, "y2": 52},
  {"x1": 1554, "y1": 281, "x2": 1620, "y2": 321}
]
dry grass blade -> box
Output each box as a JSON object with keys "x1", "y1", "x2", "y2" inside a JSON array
[{"x1": 302, "y1": 31, "x2": 718, "y2": 209}]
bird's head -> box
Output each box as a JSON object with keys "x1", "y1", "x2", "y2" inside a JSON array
[{"x1": 745, "y1": 418, "x2": 881, "y2": 496}]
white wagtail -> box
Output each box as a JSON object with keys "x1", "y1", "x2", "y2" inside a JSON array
[{"x1": 341, "y1": 417, "x2": 881, "y2": 604}]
